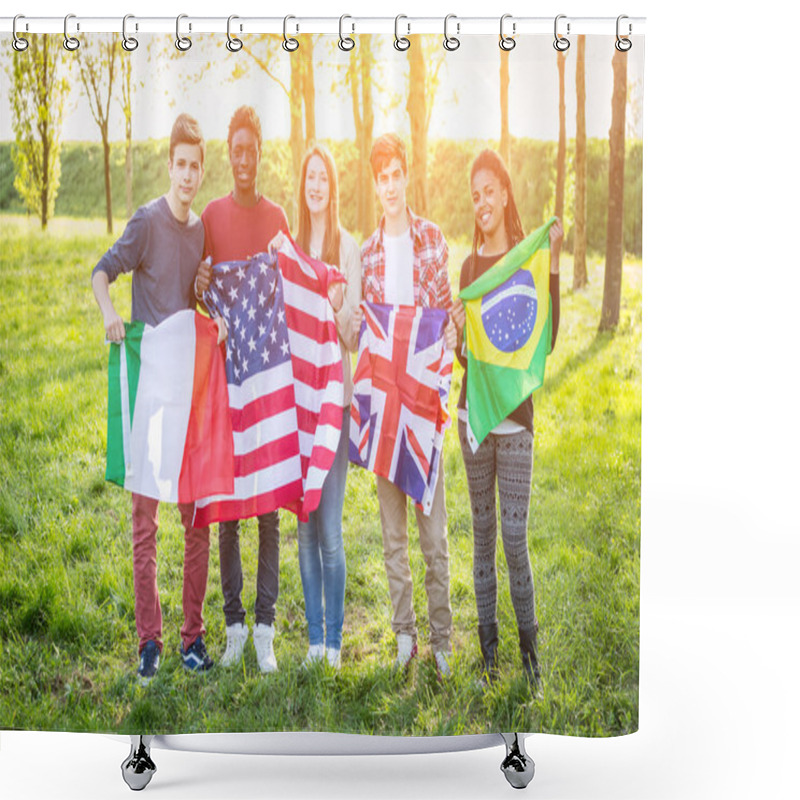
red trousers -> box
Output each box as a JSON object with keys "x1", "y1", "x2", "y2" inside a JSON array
[{"x1": 131, "y1": 493, "x2": 210, "y2": 653}]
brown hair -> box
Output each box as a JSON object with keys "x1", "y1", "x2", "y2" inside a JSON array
[
  {"x1": 369, "y1": 133, "x2": 407, "y2": 181},
  {"x1": 227, "y1": 105, "x2": 262, "y2": 155},
  {"x1": 169, "y1": 113, "x2": 205, "y2": 166},
  {"x1": 469, "y1": 149, "x2": 525, "y2": 263},
  {"x1": 296, "y1": 143, "x2": 341, "y2": 267}
]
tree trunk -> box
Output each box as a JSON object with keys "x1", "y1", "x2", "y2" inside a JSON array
[
  {"x1": 360, "y1": 36, "x2": 375, "y2": 235},
  {"x1": 302, "y1": 41, "x2": 316, "y2": 146},
  {"x1": 41, "y1": 37, "x2": 50, "y2": 231},
  {"x1": 600, "y1": 49, "x2": 628, "y2": 332},
  {"x1": 555, "y1": 50, "x2": 567, "y2": 221},
  {"x1": 103, "y1": 137, "x2": 113, "y2": 234},
  {"x1": 407, "y1": 42, "x2": 428, "y2": 217},
  {"x1": 125, "y1": 126, "x2": 133, "y2": 220},
  {"x1": 573, "y1": 35, "x2": 588, "y2": 290},
  {"x1": 499, "y1": 48, "x2": 510, "y2": 169},
  {"x1": 289, "y1": 55, "x2": 305, "y2": 229}
]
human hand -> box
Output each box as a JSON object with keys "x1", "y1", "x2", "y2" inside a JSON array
[
  {"x1": 444, "y1": 319, "x2": 457, "y2": 351},
  {"x1": 328, "y1": 279, "x2": 344, "y2": 314},
  {"x1": 267, "y1": 230, "x2": 287, "y2": 254},
  {"x1": 195, "y1": 256, "x2": 212, "y2": 298},
  {"x1": 450, "y1": 297, "x2": 466, "y2": 333},
  {"x1": 352, "y1": 305, "x2": 364, "y2": 343},
  {"x1": 104, "y1": 309, "x2": 126, "y2": 343},
  {"x1": 549, "y1": 219, "x2": 564, "y2": 274},
  {"x1": 213, "y1": 316, "x2": 228, "y2": 345}
]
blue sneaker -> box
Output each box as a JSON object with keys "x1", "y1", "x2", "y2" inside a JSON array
[
  {"x1": 137, "y1": 640, "x2": 160, "y2": 686},
  {"x1": 180, "y1": 636, "x2": 214, "y2": 672}
]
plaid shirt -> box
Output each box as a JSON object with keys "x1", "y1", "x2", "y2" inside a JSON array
[{"x1": 360, "y1": 208, "x2": 452, "y2": 311}]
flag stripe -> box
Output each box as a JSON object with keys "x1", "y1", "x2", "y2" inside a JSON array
[
  {"x1": 235, "y1": 431, "x2": 302, "y2": 476},
  {"x1": 229, "y1": 386, "x2": 296, "y2": 432}
]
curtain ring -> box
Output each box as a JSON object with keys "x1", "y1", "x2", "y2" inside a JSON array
[
  {"x1": 338, "y1": 15, "x2": 355, "y2": 51},
  {"x1": 63, "y1": 13, "x2": 80, "y2": 51},
  {"x1": 394, "y1": 15, "x2": 410, "y2": 51},
  {"x1": 553, "y1": 14, "x2": 570, "y2": 51},
  {"x1": 226, "y1": 15, "x2": 243, "y2": 52},
  {"x1": 615, "y1": 15, "x2": 632, "y2": 51},
  {"x1": 122, "y1": 14, "x2": 139, "y2": 52},
  {"x1": 443, "y1": 14, "x2": 460, "y2": 51},
  {"x1": 283, "y1": 15, "x2": 299, "y2": 52},
  {"x1": 499, "y1": 14, "x2": 515, "y2": 51},
  {"x1": 12, "y1": 15, "x2": 29, "y2": 52},
  {"x1": 175, "y1": 14, "x2": 192, "y2": 51}
]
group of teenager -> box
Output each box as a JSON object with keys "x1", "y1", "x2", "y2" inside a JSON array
[{"x1": 91, "y1": 106, "x2": 563, "y2": 696}]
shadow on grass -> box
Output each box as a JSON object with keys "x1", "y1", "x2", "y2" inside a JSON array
[{"x1": 544, "y1": 330, "x2": 616, "y2": 396}]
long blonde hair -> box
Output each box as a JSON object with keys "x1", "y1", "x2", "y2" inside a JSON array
[{"x1": 296, "y1": 143, "x2": 341, "y2": 267}]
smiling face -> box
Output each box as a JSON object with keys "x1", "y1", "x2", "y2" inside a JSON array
[
  {"x1": 374, "y1": 157, "x2": 408, "y2": 223},
  {"x1": 228, "y1": 126, "x2": 260, "y2": 195},
  {"x1": 471, "y1": 167, "x2": 508, "y2": 245},
  {"x1": 167, "y1": 142, "x2": 204, "y2": 212},
  {"x1": 304, "y1": 153, "x2": 330, "y2": 217}
]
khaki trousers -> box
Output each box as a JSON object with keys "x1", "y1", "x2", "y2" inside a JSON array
[{"x1": 376, "y1": 464, "x2": 452, "y2": 652}]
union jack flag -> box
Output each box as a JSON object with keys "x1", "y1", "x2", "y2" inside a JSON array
[
  {"x1": 349, "y1": 302, "x2": 453, "y2": 515},
  {"x1": 194, "y1": 238, "x2": 344, "y2": 526}
]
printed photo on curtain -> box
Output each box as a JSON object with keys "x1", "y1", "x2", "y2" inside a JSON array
[{"x1": 0, "y1": 29, "x2": 644, "y2": 738}]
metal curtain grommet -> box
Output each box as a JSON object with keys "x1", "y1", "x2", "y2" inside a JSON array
[
  {"x1": 338, "y1": 15, "x2": 355, "y2": 51},
  {"x1": 12, "y1": 15, "x2": 29, "y2": 52},
  {"x1": 227, "y1": 15, "x2": 243, "y2": 52},
  {"x1": 122, "y1": 14, "x2": 139, "y2": 52},
  {"x1": 394, "y1": 15, "x2": 410, "y2": 51},
  {"x1": 283, "y1": 15, "x2": 299, "y2": 52},
  {"x1": 499, "y1": 14, "x2": 515, "y2": 51},
  {"x1": 615, "y1": 14, "x2": 632, "y2": 51},
  {"x1": 443, "y1": 14, "x2": 460, "y2": 51},
  {"x1": 175, "y1": 14, "x2": 192, "y2": 51},
  {"x1": 63, "y1": 14, "x2": 80, "y2": 51},
  {"x1": 553, "y1": 14, "x2": 570, "y2": 51}
]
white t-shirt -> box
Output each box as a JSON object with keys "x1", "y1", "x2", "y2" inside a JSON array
[{"x1": 383, "y1": 228, "x2": 415, "y2": 306}]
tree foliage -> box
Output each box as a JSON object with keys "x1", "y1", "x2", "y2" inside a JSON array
[{"x1": 6, "y1": 35, "x2": 69, "y2": 229}]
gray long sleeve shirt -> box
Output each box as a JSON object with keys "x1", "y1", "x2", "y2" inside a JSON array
[{"x1": 92, "y1": 195, "x2": 204, "y2": 327}]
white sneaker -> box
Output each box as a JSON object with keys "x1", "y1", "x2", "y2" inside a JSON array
[
  {"x1": 434, "y1": 650, "x2": 451, "y2": 679},
  {"x1": 326, "y1": 647, "x2": 341, "y2": 669},
  {"x1": 219, "y1": 622, "x2": 249, "y2": 667},
  {"x1": 394, "y1": 634, "x2": 418, "y2": 670},
  {"x1": 302, "y1": 644, "x2": 325, "y2": 668},
  {"x1": 252, "y1": 623, "x2": 278, "y2": 673}
]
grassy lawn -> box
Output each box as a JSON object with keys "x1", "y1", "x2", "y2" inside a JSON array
[{"x1": 0, "y1": 214, "x2": 640, "y2": 736}]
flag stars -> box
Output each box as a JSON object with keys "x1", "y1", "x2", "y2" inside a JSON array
[
  {"x1": 261, "y1": 348, "x2": 270, "y2": 364},
  {"x1": 270, "y1": 329, "x2": 278, "y2": 344},
  {"x1": 248, "y1": 336, "x2": 256, "y2": 353},
  {"x1": 280, "y1": 340, "x2": 289, "y2": 356},
  {"x1": 258, "y1": 323, "x2": 266, "y2": 337},
  {"x1": 248, "y1": 275, "x2": 257, "y2": 291},
  {"x1": 236, "y1": 266, "x2": 246, "y2": 281},
  {"x1": 247, "y1": 307, "x2": 256, "y2": 321},
  {"x1": 228, "y1": 285, "x2": 239, "y2": 301}
]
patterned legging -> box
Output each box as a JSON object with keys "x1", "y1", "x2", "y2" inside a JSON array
[{"x1": 458, "y1": 419, "x2": 537, "y2": 632}]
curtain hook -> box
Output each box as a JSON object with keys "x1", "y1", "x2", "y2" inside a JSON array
[
  {"x1": 554, "y1": 14, "x2": 570, "y2": 51},
  {"x1": 227, "y1": 15, "x2": 243, "y2": 52},
  {"x1": 443, "y1": 14, "x2": 460, "y2": 51},
  {"x1": 63, "y1": 13, "x2": 80, "y2": 51},
  {"x1": 499, "y1": 14, "x2": 515, "y2": 51},
  {"x1": 338, "y1": 15, "x2": 355, "y2": 51},
  {"x1": 394, "y1": 15, "x2": 410, "y2": 51},
  {"x1": 122, "y1": 14, "x2": 139, "y2": 52},
  {"x1": 283, "y1": 15, "x2": 299, "y2": 52},
  {"x1": 615, "y1": 15, "x2": 632, "y2": 51},
  {"x1": 175, "y1": 14, "x2": 192, "y2": 51},
  {"x1": 12, "y1": 15, "x2": 29, "y2": 52}
]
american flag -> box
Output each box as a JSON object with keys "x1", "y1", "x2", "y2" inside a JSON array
[
  {"x1": 194, "y1": 239, "x2": 344, "y2": 526},
  {"x1": 349, "y1": 302, "x2": 453, "y2": 515}
]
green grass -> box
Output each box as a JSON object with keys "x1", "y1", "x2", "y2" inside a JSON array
[{"x1": 0, "y1": 214, "x2": 640, "y2": 737}]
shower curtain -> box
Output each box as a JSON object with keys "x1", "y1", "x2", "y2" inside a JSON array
[{"x1": 0, "y1": 24, "x2": 644, "y2": 740}]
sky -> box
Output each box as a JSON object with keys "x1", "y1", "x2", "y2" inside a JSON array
[{"x1": 0, "y1": 33, "x2": 644, "y2": 145}]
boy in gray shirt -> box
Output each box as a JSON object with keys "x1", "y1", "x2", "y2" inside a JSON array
[{"x1": 91, "y1": 113, "x2": 225, "y2": 685}]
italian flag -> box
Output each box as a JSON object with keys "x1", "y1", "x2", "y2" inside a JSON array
[{"x1": 106, "y1": 310, "x2": 235, "y2": 505}]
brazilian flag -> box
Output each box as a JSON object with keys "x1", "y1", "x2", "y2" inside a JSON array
[{"x1": 459, "y1": 217, "x2": 556, "y2": 451}]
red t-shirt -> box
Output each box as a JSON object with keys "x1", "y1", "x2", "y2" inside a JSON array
[{"x1": 201, "y1": 193, "x2": 289, "y2": 264}]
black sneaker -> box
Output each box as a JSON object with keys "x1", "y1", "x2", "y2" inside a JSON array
[
  {"x1": 137, "y1": 640, "x2": 161, "y2": 686},
  {"x1": 180, "y1": 636, "x2": 214, "y2": 672}
]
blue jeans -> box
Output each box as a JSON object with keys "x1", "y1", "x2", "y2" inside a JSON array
[{"x1": 297, "y1": 407, "x2": 349, "y2": 650}]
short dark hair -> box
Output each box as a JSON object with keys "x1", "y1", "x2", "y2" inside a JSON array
[
  {"x1": 169, "y1": 113, "x2": 205, "y2": 166},
  {"x1": 369, "y1": 133, "x2": 407, "y2": 181},
  {"x1": 227, "y1": 105, "x2": 262, "y2": 154}
]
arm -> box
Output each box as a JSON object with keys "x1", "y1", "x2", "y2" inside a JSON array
[
  {"x1": 549, "y1": 219, "x2": 563, "y2": 350},
  {"x1": 433, "y1": 230, "x2": 458, "y2": 350},
  {"x1": 92, "y1": 269, "x2": 125, "y2": 342},
  {"x1": 335, "y1": 233, "x2": 362, "y2": 353}
]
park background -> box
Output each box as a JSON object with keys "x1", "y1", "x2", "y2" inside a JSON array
[
  {"x1": 3, "y1": 0, "x2": 797, "y2": 798},
  {"x1": 0, "y1": 23, "x2": 642, "y2": 737}
]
